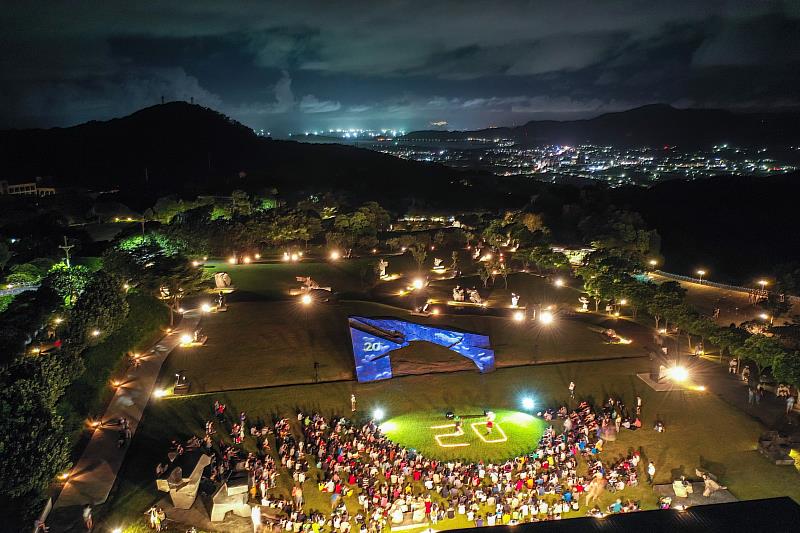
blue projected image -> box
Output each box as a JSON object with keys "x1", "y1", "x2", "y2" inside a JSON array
[{"x1": 349, "y1": 316, "x2": 495, "y2": 382}]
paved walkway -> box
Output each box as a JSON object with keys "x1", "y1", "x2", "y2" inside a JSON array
[
  {"x1": 48, "y1": 309, "x2": 202, "y2": 529},
  {"x1": 695, "y1": 356, "x2": 799, "y2": 438}
]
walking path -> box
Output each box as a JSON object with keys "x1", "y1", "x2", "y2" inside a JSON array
[
  {"x1": 695, "y1": 356, "x2": 799, "y2": 438},
  {"x1": 47, "y1": 309, "x2": 202, "y2": 530}
]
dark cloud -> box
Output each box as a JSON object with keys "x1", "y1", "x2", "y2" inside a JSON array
[{"x1": 0, "y1": 1, "x2": 798, "y2": 132}]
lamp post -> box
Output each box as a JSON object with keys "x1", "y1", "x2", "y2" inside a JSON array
[
  {"x1": 301, "y1": 294, "x2": 314, "y2": 379},
  {"x1": 696, "y1": 269, "x2": 706, "y2": 284}
]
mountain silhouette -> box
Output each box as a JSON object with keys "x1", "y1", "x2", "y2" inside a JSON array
[{"x1": 404, "y1": 104, "x2": 800, "y2": 147}]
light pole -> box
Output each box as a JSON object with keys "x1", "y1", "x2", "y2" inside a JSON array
[
  {"x1": 696, "y1": 269, "x2": 706, "y2": 284},
  {"x1": 301, "y1": 294, "x2": 314, "y2": 379}
]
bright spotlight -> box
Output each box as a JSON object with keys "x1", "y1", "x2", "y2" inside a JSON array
[
  {"x1": 330, "y1": 250, "x2": 340, "y2": 261},
  {"x1": 554, "y1": 278, "x2": 564, "y2": 287},
  {"x1": 539, "y1": 311, "x2": 554, "y2": 325},
  {"x1": 91, "y1": 329, "x2": 101, "y2": 337},
  {"x1": 112, "y1": 528, "x2": 123, "y2": 533},
  {"x1": 373, "y1": 408, "x2": 385, "y2": 421},
  {"x1": 522, "y1": 397, "x2": 535, "y2": 410},
  {"x1": 192, "y1": 260, "x2": 199, "y2": 267},
  {"x1": 513, "y1": 310, "x2": 525, "y2": 322},
  {"x1": 759, "y1": 313, "x2": 769, "y2": 320},
  {"x1": 180, "y1": 333, "x2": 193, "y2": 345},
  {"x1": 243, "y1": 256, "x2": 252, "y2": 264},
  {"x1": 290, "y1": 253, "x2": 299, "y2": 262},
  {"x1": 201, "y1": 303, "x2": 212, "y2": 313},
  {"x1": 154, "y1": 388, "x2": 167, "y2": 398},
  {"x1": 669, "y1": 366, "x2": 689, "y2": 382},
  {"x1": 301, "y1": 294, "x2": 312, "y2": 305},
  {"x1": 228, "y1": 257, "x2": 236, "y2": 264},
  {"x1": 254, "y1": 253, "x2": 261, "y2": 259}
]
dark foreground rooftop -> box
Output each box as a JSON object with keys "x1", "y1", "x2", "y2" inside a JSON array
[{"x1": 451, "y1": 497, "x2": 800, "y2": 533}]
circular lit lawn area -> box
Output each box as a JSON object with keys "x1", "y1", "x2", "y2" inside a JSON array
[{"x1": 380, "y1": 408, "x2": 546, "y2": 463}]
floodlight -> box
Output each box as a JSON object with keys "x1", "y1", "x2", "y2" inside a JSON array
[{"x1": 522, "y1": 397, "x2": 535, "y2": 410}]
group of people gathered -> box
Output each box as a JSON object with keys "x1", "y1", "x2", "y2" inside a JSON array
[{"x1": 157, "y1": 394, "x2": 651, "y2": 532}]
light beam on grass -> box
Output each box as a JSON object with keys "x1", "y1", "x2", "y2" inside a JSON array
[
  {"x1": 470, "y1": 421, "x2": 508, "y2": 444},
  {"x1": 429, "y1": 423, "x2": 470, "y2": 448}
]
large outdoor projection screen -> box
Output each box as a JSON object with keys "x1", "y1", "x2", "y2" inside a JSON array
[{"x1": 349, "y1": 316, "x2": 495, "y2": 382}]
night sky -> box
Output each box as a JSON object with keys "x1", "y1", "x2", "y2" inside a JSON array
[{"x1": 2, "y1": 1, "x2": 799, "y2": 134}]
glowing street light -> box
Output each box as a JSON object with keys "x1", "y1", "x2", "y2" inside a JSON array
[
  {"x1": 539, "y1": 310, "x2": 554, "y2": 325},
  {"x1": 521, "y1": 397, "x2": 535, "y2": 410},
  {"x1": 330, "y1": 250, "x2": 341, "y2": 261},
  {"x1": 301, "y1": 294, "x2": 313, "y2": 305},
  {"x1": 649, "y1": 259, "x2": 658, "y2": 268},
  {"x1": 668, "y1": 365, "x2": 689, "y2": 382},
  {"x1": 619, "y1": 299, "x2": 628, "y2": 305},
  {"x1": 696, "y1": 269, "x2": 706, "y2": 283},
  {"x1": 758, "y1": 280, "x2": 768, "y2": 289},
  {"x1": 513, "y1": 310, "x2": 525, "y2": 322},
  {"x1": 180, "y1": 333, "x2": 193, "y2": 345},
  {"x1": 554, "y1": 278, "x2": 564, "y2": 288},
  {"x1": 91, "y1": 329, "x2": 101, "y2": 337},
  {"x1": 373, "y1": 407, "x2": 385, "y2": 421},
  {"x1": 243, "y1": 256, "x2": 252, "y2": 264},
  {"x1": 201, "y1": 303, "x2": 212, "y2": 313},
  {"x1": 412, "y1": 278, "x2": 425, "y2": 290},
  {"x1": 254, "y1": 253, "x2": 261, "y2": 260},
  {"x1": 228, "y1": 256, "x2": 236, "y2": 265}
]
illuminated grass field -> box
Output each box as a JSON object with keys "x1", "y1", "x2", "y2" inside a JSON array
[{"x1": 380, "y1": 408, "x2": 547, "y2": 462}]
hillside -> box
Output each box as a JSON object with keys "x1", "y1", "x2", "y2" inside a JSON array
[
  {"x1": 0, "y1": 102, "x2": 500, "y2": 209},
  {"x1": 403, "y1": 104, "x2": 800, "y2": 148}
]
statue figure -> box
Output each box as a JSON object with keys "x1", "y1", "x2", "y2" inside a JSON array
[
  {"x1": 579, "y1": 296, "x2": 589, "y2": 311},
  {"x1": 378, "y1": 259, "x2": 389, "y2": 278},
  {"x1": 511, "y1": 293, "x2": 520, "y2": 308},
  {"x1": 214, "y1": 272, "x2": 232, "y2": 289},
  {"x1": 433, "y1": 258, "x2": 443, "y2": 269},
  {"x1": 296, "y1": 276, "x2": 320, "y2": 293},
  {"x1": 469, "y1": 289, "x2": 482, "y2": 304}
]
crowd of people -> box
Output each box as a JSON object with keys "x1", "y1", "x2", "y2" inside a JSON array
[{"x1": 155, "y1": 393, "x2": 653, "y2": 532}]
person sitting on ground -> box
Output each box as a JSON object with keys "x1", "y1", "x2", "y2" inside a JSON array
[
  {"x1": 702, "y1": 474, "x2": 726, "y2": 497},
  {"x1": 654, "y1": 420, "x2": 665, "y2": 432}
]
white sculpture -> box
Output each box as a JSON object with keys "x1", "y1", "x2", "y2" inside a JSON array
[
  {"x1": 214, "y1": 272, "x2": 233, "y2": 289},
  {"x1": 378, "y1": 259, "x2": 389, "y2": 278},
  {"x1": 579, "y1": 296, "x2": 589, "y2": 311},
  {"x1": 453, "y1": 286, "x2": 465, "y2": 302},
  {"x1": 469, "y1": 289, "x2": 482, "y2": 304},
  {"x1": 433, "y1": 258, "x2": 444, "y2": 269},
  {"x1": 511, "y1": 293, "x2": 520, "y2": 307}
]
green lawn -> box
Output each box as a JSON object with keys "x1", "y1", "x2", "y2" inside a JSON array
[
  {"x1": 381, "y1": 409, "x2": 547, "y2": 463},
  {"x1": 96, "y1": 259, "x2": 800, "y2": 532}
]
